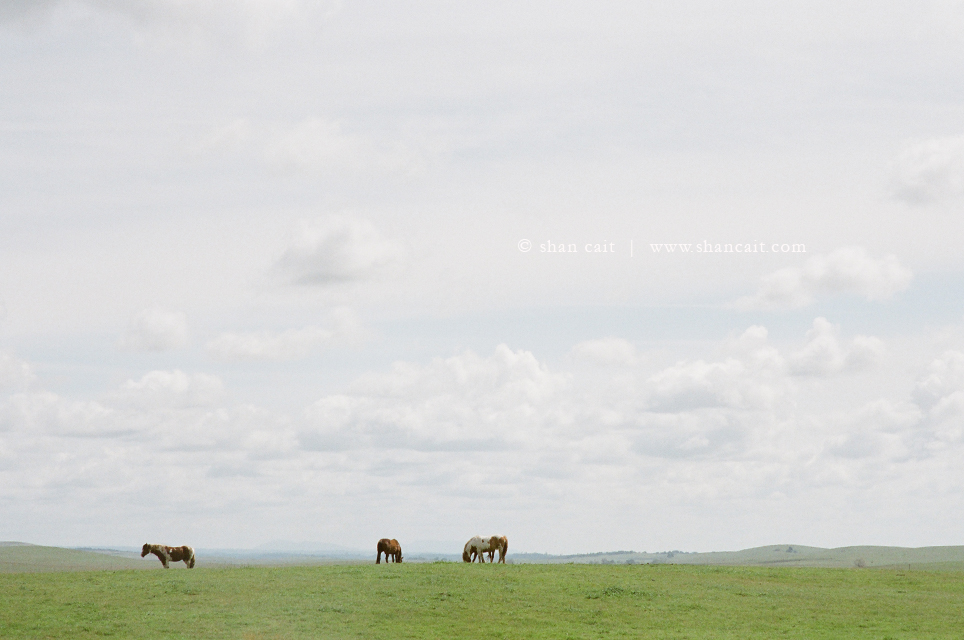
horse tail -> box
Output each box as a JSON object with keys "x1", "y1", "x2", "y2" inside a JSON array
[
  {"x1": 503, "y1": 537, "x2": 508, "y2": 558},
  {"x1": 187, "y1": 546, "x2": 196, "y2": 568}
]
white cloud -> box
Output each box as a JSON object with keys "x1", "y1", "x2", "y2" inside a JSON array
[
  {"x1": 195, "y1": 117, "x2": 253, "y2": 154},
  {"x1": 0, "y1": 391, "x2": 126, "y2": 437},
  {"x1": 820, "y1": 398, "x2": 923, "y2": 462},
  {"x1": 118, "y1": 308, "x2": 188, "y2": 352},
  {"x1": 1, "y1": 0, "x2": 331, "y2": 44},
  {"x1": 207, "y1": 327, "x2": 337, "y2": 362},
  {"x1": 647, "y1": 358, "x2": 752, "y2": 411},
  {"x1": 297, "y1": 320, "x2": 887, "y2": 462},
  {"x1": 301, "y1": 344, "x2": 569, "y2": 452},
  {"x1": 630, "y1": 410, "x2": 752, "y2": 460},
  {"x1": 892, "y1": 135, "x2": 964, "y2": 204},
  {"x1": 646, "y1": 358, "x2": 782, "y2": 413},
  {"x1": 736, "y1": 246, "x2": 913, "y2": 310},
  {"x1": 569, "y1": 338, "x2": 638, "y2": 366},
  {"x1": 643, "y1": 326, "x2": 789, "y2": 413},
  {"x1": 726, "y1": 325, "x2": 786, "y2": 370},
  {"x1": 114, "y1": 369, "x2": 225, "y2": 409},
  {"x1": 0, "y1": 352, "x2": 34, "y2": 390},
  {"x1": 206, "y1": 308, "x2": 365, "y2": 362},
  {"x1": 817, "y1": 351, "x2": 964, "y2": 464},
  {"x1": 788, "y1": 317, "x2": 884, "y2": 376},
  {"x1": 276, "y1": 216, "x2": 405, "y2": 285},
  {"x1": 194, "y1": 117, "x2": 428, "y2": 177},
  {"x1": 907, "y1": 351, "x2": 964, "y2": 452},
  {"x1": 265, "y1": 118, "x2": 425, "y2": 177},
  {"x1": 912, "y1": 350, "x2": 964, "y2": 411},
  {"x1": 5, "y1": 318, "x2": 964, "y2": 550}
]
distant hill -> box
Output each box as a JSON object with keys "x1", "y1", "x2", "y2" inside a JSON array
[
  {"x1": 5, "y1": 541, "x2": 964, "y2": 572},
  {"x1": 511, "y1": 544, "x2": 964, "y2": 570},
  {"x1": 0, "y1": 541, "x2": 456, "y2": 571},
  {"x1": 0, "y1": 542, "x2": 149, "y2": 573}
]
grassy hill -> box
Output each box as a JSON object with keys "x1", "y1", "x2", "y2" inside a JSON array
[
  {"x1": 513, "y1": 544, "x2": 964, "y2": 570},
  {"x1": 7, "y1": 540, "x2": 964, "y2": 573},
  {"x1": 3, "y1": 562, "x2": 964, "y2": 639},
  {"x1": 0, "y1": 542, "x2": 148, "y2": 573}
]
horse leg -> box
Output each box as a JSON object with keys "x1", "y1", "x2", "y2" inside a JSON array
[
  {"x1": 153, "y1": 550, "x2": 169, "y2": 568},
  {"x1": 377, "y1": 551, "x2": 382, "y2": 564}
]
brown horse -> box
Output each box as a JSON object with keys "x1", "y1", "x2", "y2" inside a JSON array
[
  {"x1": 376, "y1": 538, "x2": 402, "y2": 563},
  {"x1": 141, "y1": 543, "x2": 195, "y2": 568}
]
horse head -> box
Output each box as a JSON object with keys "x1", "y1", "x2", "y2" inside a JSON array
[{"x1": 141, "y1": 543, "x2": 152, "y2": 557}]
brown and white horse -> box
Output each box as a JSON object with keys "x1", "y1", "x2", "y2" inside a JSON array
[
  {"x1": 485, "y1": 536, "x2": 508, "y2": 563},
  {"x1": 376, "y1": 538, "x2": 403, "y2": 563},
  {"x1": 462, "y1": 536, "x2": 508, "y2": 563},
  {"x1": 141, "y1": 543, "x2": 195, "y2": 568}
]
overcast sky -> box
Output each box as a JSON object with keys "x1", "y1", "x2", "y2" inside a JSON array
[{"x1": 2, "y1": 0, "x2": 964, "y2": 555}]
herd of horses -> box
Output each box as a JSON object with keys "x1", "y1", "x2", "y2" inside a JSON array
[
  {"x1": 140, "y1": 535, "x2": 508, "y2": 568},
  {"x1": 461, "y1": 535, "x2": 508, "y2": 564},
  {"x1": 376, "y1": 535, "x2": 508, "y2": 564}
]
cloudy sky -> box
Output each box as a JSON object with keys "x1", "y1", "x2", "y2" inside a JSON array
[{"x1": 2, "y1": 0, "x2": 964, "y2": 555}]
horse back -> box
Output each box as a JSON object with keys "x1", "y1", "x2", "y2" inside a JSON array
[{"x1": 169, "y1": 545, "x2": 193, "y2": 561}]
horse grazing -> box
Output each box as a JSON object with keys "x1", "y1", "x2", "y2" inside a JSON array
[
  {"x1": 485, "y1": 536, "x2": 508, "y2": 563},
  {"x1": 141, "y1": 543, "x2": 195, "y2": 569},
  {"x1": 376, "y1": 538, "x2": 402, "y2": 563},
  {"x1": 462, "y1": 535, "x2": 508, "y2": 563}
]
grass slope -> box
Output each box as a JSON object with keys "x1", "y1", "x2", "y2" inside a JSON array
[
  {"x1": 2, "y1": 563, "x2": 963, "y2": 639},
  {"x1": 0, "y1": 543, "x2": 147, "y2": 573}
]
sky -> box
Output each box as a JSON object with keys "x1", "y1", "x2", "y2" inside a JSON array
[{"x1": 2, "y1": 0, "x2": 964, "y2": 555}]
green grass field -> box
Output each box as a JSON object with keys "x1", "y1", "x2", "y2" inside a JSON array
[{"x1": 3, "y1": 562, "x2": 963, "y2": 639}]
